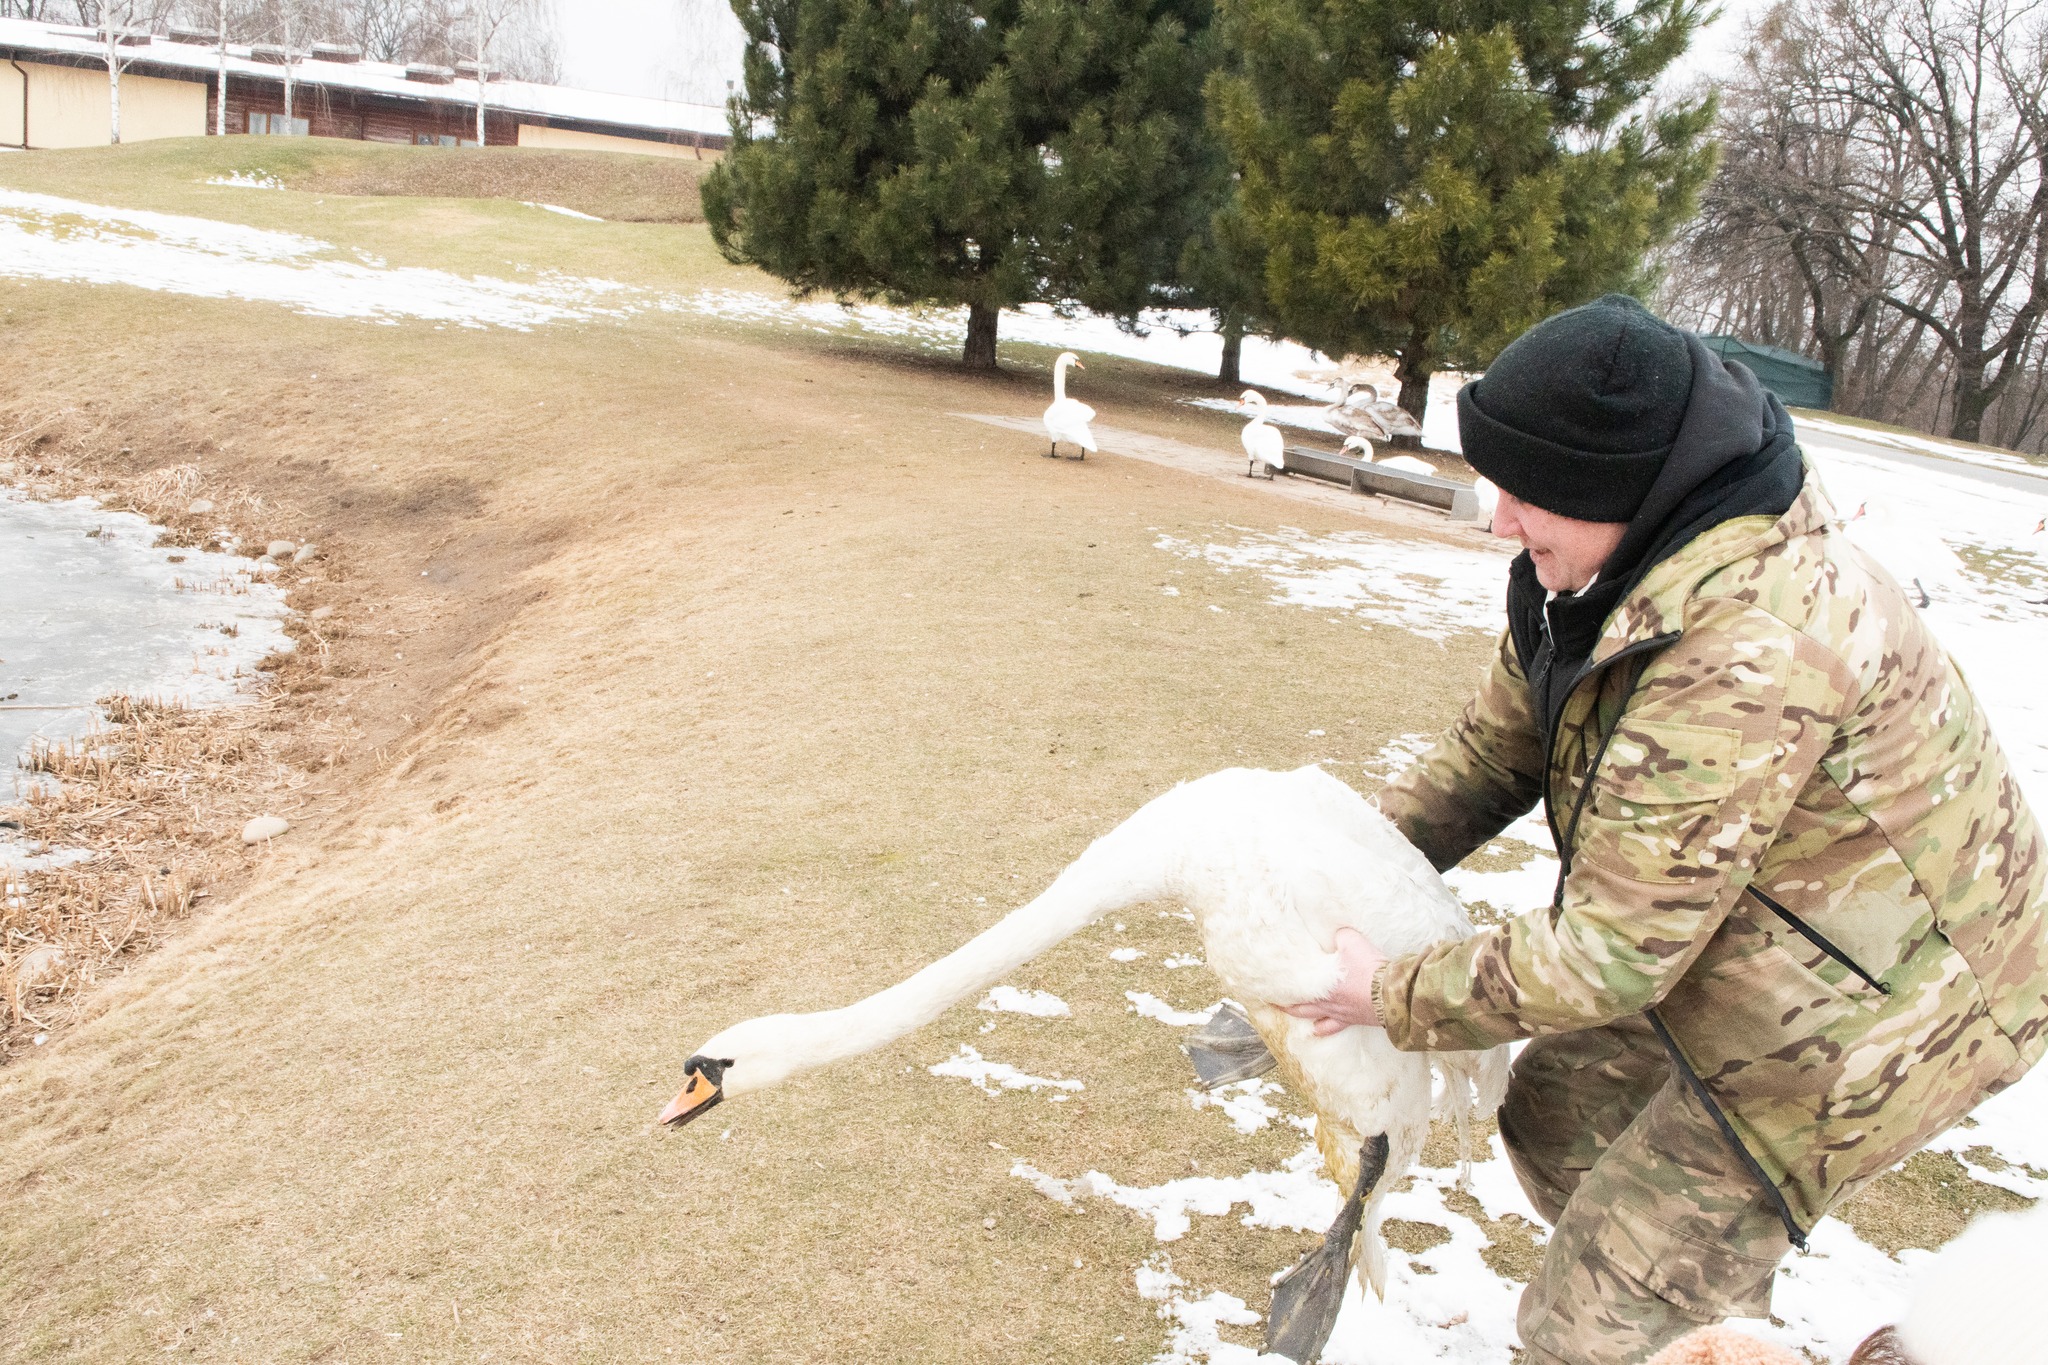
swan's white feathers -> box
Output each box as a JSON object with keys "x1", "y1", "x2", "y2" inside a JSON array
[
  {"x1": 1242, "y1": 419, "x2": 1285, "y2": 471},
  {"x1": 678, "y1": 765, "x2": 1510, "y2": 1296},
  {"x1": 1898, "y1": 1199, "x2": 2048, "y2": 1365},
  {"x1": 1044, "y1": 397, "x2": 1098, "y2": 450},
  {"x1": 1043, "y1": 352, "x2": 1099, "y2": 452},
  {"x1": 1375, "y1": 454, "x2": 1436, "y2": 477}
]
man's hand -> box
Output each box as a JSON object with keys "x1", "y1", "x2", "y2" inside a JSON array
[{"x1": 1279, "y1": 927, "x2": 1389, "y2": 1035}]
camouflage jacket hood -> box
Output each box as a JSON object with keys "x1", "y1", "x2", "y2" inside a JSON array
[{"x1": 1376, "y1": 470, "x2": 2048, "y2": 1233}]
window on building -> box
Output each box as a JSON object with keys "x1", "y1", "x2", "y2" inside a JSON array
[{"x1": 249, "y1": 113, "x2": 309, "y2": 136}]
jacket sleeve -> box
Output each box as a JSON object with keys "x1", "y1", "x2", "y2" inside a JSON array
[
  {"x1": 1379, "y1": 597, "x2": 1857, "y2": 1052},
  {"x1": 1375, "y1": 629, "x2": 1549, "y2": 873}
]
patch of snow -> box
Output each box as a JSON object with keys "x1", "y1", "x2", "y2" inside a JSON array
[
  {"x1": 1443, "y1": 855, "x2": 1560, "y2": 920},
  {"x1": 1126, "y1": 992, "x2": 1216, "y2": 1028},
  {"x1": 1111, "y1": 946, "x2": 1146, "y2": 962},
  {"x1": 977, "y1": 986, "x2": 1072, "y2": 1018},
  {"x1": 928, "y1": 1045, "x2": 1083, "y2": 1097},
  {"x1": 0, "y1": 189, "x2": 635, "y2": 330},
  {"x1": 1012, "y1": 1143, "x2": 1338, "y2": 1242},
  {"x1": 1361, "y1": 731, "x2": 1435, "y2": 781},
  {"x1": 1155, "y1": 528, "x2": 1513, "y2": 644},
  {"x1": 1163, "y1": 953, "x2": 1204, "y2": 969},
  {"x1": 523, "y1": 201, "x2": 604, "y2": 222},
  {"x1": 1188, "y1": 1079, "x2": 1287, "y2": 1135},
  {"x1": 205, "y1": 170, "x2": 283, "y2": 190},
  {"x1": 1320, "y1": 1161, "x2": 1531, "y2": 1364},
  {"x1": 1133, "y1": 1255, "x2": 1274, "y2": 1365}
]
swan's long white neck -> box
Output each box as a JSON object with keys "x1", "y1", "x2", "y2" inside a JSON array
[
  {"x1": 1054, "y1": 355, "x2": 1073, "y2": 403},
  {"x1": 724, "y1": 839, "x2": 1171, "y2": 1091}
]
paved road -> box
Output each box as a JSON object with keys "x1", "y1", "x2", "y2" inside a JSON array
[{"x1": 1797, "y1": 421, "x2": 2048, "y2": 495}]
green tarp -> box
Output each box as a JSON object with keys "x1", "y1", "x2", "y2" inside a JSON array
[{"x1": 1699, "y1": 335, "x2": 1833, "y2": 410}]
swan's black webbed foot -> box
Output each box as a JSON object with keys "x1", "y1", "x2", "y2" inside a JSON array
[
  {"x1": 1264, "y1": 1132, "x2": 1390, "y2": 1364},
  {"x1": 1184, "y1": 1002, "x2": 1278, "y2": 1089}
]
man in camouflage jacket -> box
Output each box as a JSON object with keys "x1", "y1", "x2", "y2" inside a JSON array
[{"x1": 1287, "y1": 296, "x2": 2048, "y2": 1364}]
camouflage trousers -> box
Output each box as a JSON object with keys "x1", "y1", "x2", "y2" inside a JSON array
[{"x1": 1498, "y1": 1015, "x2": 1794, "y2": 1365}]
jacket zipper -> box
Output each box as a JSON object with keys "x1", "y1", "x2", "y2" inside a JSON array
[
  {"x1": 1540, "y1": 631, "x2": 1683, "y2": 904},
  {"x1": 1745, "y1": 885, "x2": 1891, "y2": 995},
  {"x1": 1644, "y1": 1009, "x2": 1811, "y2": 1251},
  {"x1": 1538, "y1": 627, "x2": 1811, "y2": 1251}
]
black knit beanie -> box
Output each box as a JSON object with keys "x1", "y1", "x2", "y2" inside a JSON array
[{"x1": 1457, "y1": 294, "x2": 1695, "y2": 523}]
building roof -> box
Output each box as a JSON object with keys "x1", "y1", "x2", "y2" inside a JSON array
[{"x1": 0, "y1": 17, "x2": 731, "y2": 140}]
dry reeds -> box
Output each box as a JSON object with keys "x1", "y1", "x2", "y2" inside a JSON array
[
  {"x1": 0, "y1": 683, "x2": 328, "y2": 1056},
  {"x1": 1, "y1": 423, "x2": 359, "y2": 1060},
  {"x1": 1, "y1": 694, "x2": 249, "y2": 1042}
]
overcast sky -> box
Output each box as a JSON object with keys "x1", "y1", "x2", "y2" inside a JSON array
[
  {"x1": 552, "y1": 0, "x2": 1766, "y2": 106},
  {"x1": 553, "y1": 0, "x2": 746, "y2": 105}
]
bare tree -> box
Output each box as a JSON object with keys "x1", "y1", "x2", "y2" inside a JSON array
[
  {"x1": 89, "y1": 0, "x2": 178, "y2": 143},
  {"x1": 1816, "y1": 0, "x2": 2048, "y2": 442},
  {"x1": 457, "y1": 0, "x2": 525, "y2": 145},
  {"x1": 1664, "y1": 0, "x2": 2048, "y2": 446}
]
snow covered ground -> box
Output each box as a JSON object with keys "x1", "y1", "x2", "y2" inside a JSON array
[
  {"x1": 6, "y1": 187, "x2": 2045, "y2": 1364},
  {"x1": 0, "y1": 189, "x2": 637, "y2": 330}
]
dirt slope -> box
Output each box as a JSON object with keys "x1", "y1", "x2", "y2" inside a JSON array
[{"x1": 0, "y1": 140, "x2": 1495, "y2": 1363}]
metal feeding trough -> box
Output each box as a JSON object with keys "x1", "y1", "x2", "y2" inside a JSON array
[{"x1": 1280, "y1": 444, "x2": 1482, "y2": 521}]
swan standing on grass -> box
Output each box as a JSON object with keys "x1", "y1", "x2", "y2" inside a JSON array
[
  {"x1": 659, "y1": 765, "x2": 1510, "y2": 1364},
  {"x1": 1042, "y1": 351, "x2": 1097, "y2": 460},
  {"x1": 1240, "y1": 390, "x2": 1287, "y2": 478}
]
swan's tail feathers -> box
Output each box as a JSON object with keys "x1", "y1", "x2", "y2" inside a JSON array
[
  {"x1": 1431, "y1": 1047, "x2": 1512, "y2": 1185},
  {"x1": 1265, "y1": 1132, "x2": 1389, "y2": 1364},
  {"x1": 1184, "y1": 1002, "x2": 1279, "y2": 1089}
]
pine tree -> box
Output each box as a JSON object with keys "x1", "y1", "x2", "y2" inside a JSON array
[
  {"x1": 1209, "y1": 0, "x2": 1716, "y2": 421},
  {"x1": 702, "y1": 0, "x2": 1221, "y2": 369}
]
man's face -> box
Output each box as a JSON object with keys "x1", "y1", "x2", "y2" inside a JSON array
[{"x1": 1491, "y1": 489, "x2": 1628, "y2": 592}]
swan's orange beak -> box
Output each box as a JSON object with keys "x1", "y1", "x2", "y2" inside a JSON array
[{"x1": 658, "y1": 1056, "x2": 728, "y2": 1127}]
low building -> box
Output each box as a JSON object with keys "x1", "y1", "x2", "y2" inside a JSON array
[{"x1": 0, "y1": 17, "x2": 728, "y2": 157}]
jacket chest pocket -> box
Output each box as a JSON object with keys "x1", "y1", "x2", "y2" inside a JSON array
[{"x1": 1573, "y1": 720, "x2": 1748, "y2": 885}]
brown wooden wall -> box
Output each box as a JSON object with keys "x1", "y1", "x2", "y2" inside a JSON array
[{"x1": 223, "y1": 81, "x2": 520, "y2": 145}]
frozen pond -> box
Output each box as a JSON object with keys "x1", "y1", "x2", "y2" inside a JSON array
[{"x1": 1, "y1": 488, "x2": 293, "y2": 800}]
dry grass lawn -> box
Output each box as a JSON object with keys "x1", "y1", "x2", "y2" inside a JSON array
[{"x1": 0, "y1": 138, "x2": 2015, "y2": 1363}]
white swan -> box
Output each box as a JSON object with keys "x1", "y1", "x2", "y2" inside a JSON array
[
  {"x1": 1042, "y1": 351, "x2": 1097, "y2": 460},
  {"x1": 1472, "y1": 476, "x2": 1499, "y2": 531},
  {"x1": 1240, "y1": 390, "x2": 1287, "y2": 479},
  {"x1": 659, "y1": 765, "x2": 1510, "y2": 1362},
  {"x1": 1339, "y1": 436, "x2": 1437, "y2": 478},
  {"x1": 1669, "y1": 1197, "x2": 2048, "y2": 1364},
  {"x1": 1890, "y1": 1197, "x2": 2048, "y2": 1365},
  {"x1": 1840, "y1": 499, "x2": 1966, "y2": 608}
]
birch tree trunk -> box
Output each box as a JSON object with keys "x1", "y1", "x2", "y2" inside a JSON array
[{"x1": 215, "y1": 0, "x2": 227, "y2": 136}]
